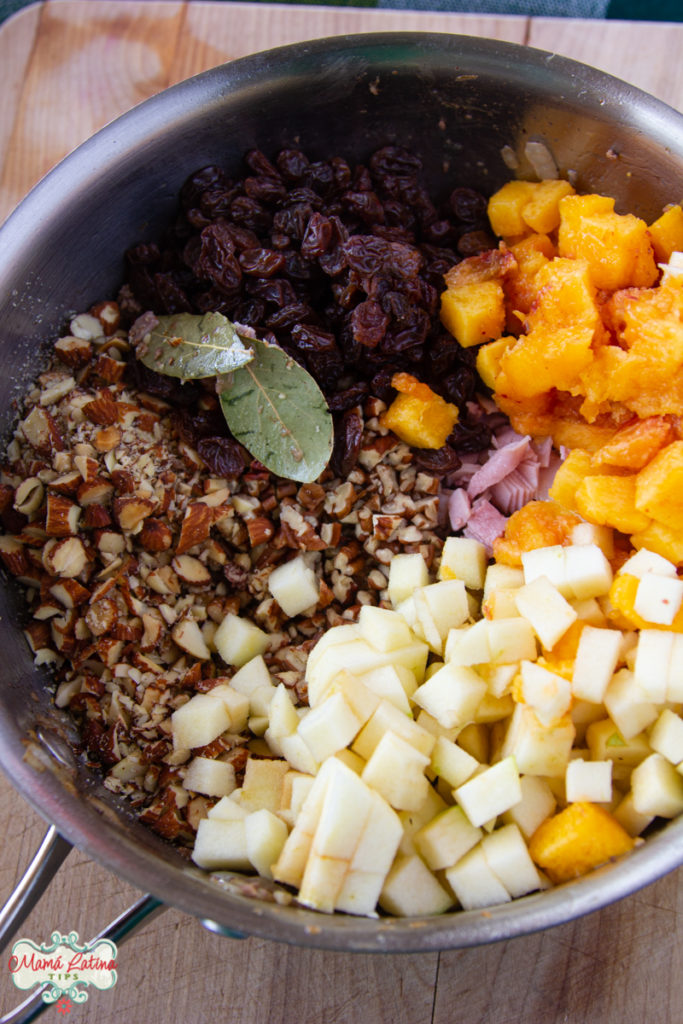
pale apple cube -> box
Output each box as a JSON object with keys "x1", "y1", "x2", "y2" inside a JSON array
[
  {"x1": 335, "y1": 869, "x2": 386, "y2": 917},
  {"x1": 361, "y1": 730, "x2": 431, "y2": 810},
  {"x1": 473, "y1": 692, "x2": 514, "y2": 724},
  {"x1": 398, "y1": 785, "x2": 449, "y2": 856},
  {"x1": 358, "y1": 604, "x2": 414, "y2": 652},
  {"x1": 500, "y1": 703, "x2": 576, "y2": 778},
  {"x1": 572, "y1": 626, "x2": 622, "y2": 703},
  {"x1": 500, "y1": 774, "x2": 556, "y2": 840},
  {"x1": 431, "y1": 735, "x2": 479, "y2": 789},
  {"x1": 454, "y1": 756, "x2": 522, "y2": 827},
  {"x1": 214, "y1": 612, "x2": 269, "y2": 668},
  {"x1": 633, "y1": 630, "x2": 673, "y2": 703},
  {"x1": 311, "y1": 759, "x2": 374, "y2": 861},
  {"x1": 413, "y1": 663, "x2": 487, "y2": 731},
  {"x1": 279, "y1": 733, "x2": 319, "y2": 775},
  {"x1": 618, "y1": 548, "x2": 677, "y2": 579},
  {"x1": 631, "y1": 752, "x2": 683, "y2": 818},
  {"x1": 483, "y1": 563, "x2": 524, "y2": 599},
  {"x1": 570, "y1": 597, "x2": 607, "y2": 627},
  {"x1": 229, "y1": 655, "x2": 274, "y2": 698},
  {"x1": 487, "y1": 618, "x2": 537, "y2": 665},
  {"x1": 571, "y1": 700, "x2": 608, "y2": 743},
  {"x1": 439, "y1": 536, "x2": 488, "y2": 590},
  {"x1": 334, "y1": 748, "x2": 365, "y2": 775},
  {"x1": 272, "y1": 763, "x2": 332, "y2": 887},
  {"x1": 240, "y1": 757, "x2": 290, "y2": 813},
  {"x1": 388, "y1": 552, "x2": 430, "y2": 607},
  {"x1": 444, "y1": 620, "x2": 491, "y2": 666},
  {"x1": 483, "y1": 589, "x2": 522, "y2": 620},
  {"x1": 570, "y1": 521, "x2": 614, "y2": 558},
  {"x1": 457, "y1": 723, "x2": 490, "y2": 764},
  {"x1": 481, "y1": 823, "x2": 542, "y2": 898},
  {"x1": 585, "y1": 718, "x2": 652, "y2": 772},
  {"x1": 564, "y1": 544, "x2": 613, "y2": 600},
  {"x1": 412, "y1": 588, "x2": 444, "y2": 654},
  {"x1": 298, "y1": 691, "x2": 363, "y2": 763},
  {"x1": 634, "y1": 573, "x2": 683, "y2": 626},
  {"x1": 379, "y1": 854, "x2": 454, "y2": 917},
  {"x1": 324, "y1": 670, "x2": 380, "y2": 723},
  {"x1": 414, "y1": 805, "x2": 483, "y2": 871},
  {"x1": 267, "y1": 683, "x2": 299, "y2": 739},
  {"x1": 171, "y1": 693, "x2": 232, "y2": 751},
  {"x1": 356, "y1": 665, "x2": 412, "y2": 714},
  {"x1": 415, "y1": 709, "x2": 460, "y2": 743},
  {"x1": 305, "y1": 624, "x2": 361, "y2": 677},
  {"x1": 444, "y1": 844, "x2": 511, "y2": 911},
  {"x1": 352, "y1": 699, "x2": 435, "y2": 761},
  {"x1": 246, "y1": 684, "x2": 274, "y2": 718},
  {"x1": 565, "y1": 758, "x2": 612, "y2": 803},
  {"x1": 349, "y1": 789, "x2": 403, "y2": 875},
  {"x1": 649, "y1": 708, "x2": 683, "y2": 766},
  {"x1": 183, "y1": 756, "x2": 236, "y2": 798},
  {"x1": 191, "y1": 818, "x2": 250, "y2": 871},
  {"x1": 420, "y1": 578, "x2": 470, "y2": 640},
  {"x1": 613, "y1": 791, "x2": 655, "y2": 837},
  {"x1": 250, "y1": 712, "x2": 272, "y2": 734},
  {"x1": 522, "y1": 545, "x2": 569, "y2": 595},
  {"x1": 298, "y1": 853, "x2": 349, "y2": 914},
  {"x1": 515, "y1": 576, "x2": 578, "y2": 650},
  {"x1": 667, "y1": 634, "x2": 683, "y2": 701},
  {"x1": 207, "y1": 795, "x2": 248, "y2": 821},
  {"x1": 307, "y1": 638, "x2": 429, "y2": 704},
  {"x1": 604, "y1": 669, "x2": 659, "y2": 741},
  {"x1": 207, "y1": 684, "x2": 250, "y2": 734},
  {"x1": 278, "y1": 770, "x2": 316, "y2": 826},
  {"x1": 267, "y1": 554, "x2": 320, "y2": 617},
  {"x1": 245, "y1": 808, "x2": 289, "y2": 880},
  {"x1": 478, "y1": 663, "x2": 518, "y2": 699},
  {"x1": 519, "y1": 661, "x2": 572, "y2": 727}
]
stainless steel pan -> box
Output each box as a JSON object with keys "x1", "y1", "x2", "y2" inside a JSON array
[{"x1": 2, "y1": 34, "x2": 683, "y2": 994}]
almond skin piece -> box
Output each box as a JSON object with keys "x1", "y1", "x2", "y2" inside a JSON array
[
  {"x1": 45, "y1": 494, "x2": 81, "y2": 537},
  {"x1": 0, "y1": 536, "x2": 29, "y2": 576},
  {"x1": 82, "y1": 391, "x2": 118, "y2": 426},
  {"x1": 93, "y1": 427, "x2": 122, "y2": 453},
  {"x1": 77, "y1": 478, "x2": 115, "y2": 507},
  {"x1": 42, "y1": 537, "x2": 88, "y2": 578},
  {"x1": 176, "y1": 503, "x2": 213, "y2": 555},
  {"x1": 53, "y1": 335, "x2": 93, "y2": 367},
  {"x1": 49, "y1": 578, "x2": 90, "y2": 608},
  {"x1": 139, "y1": 518, "x2": 173, "y2": 553},
  {"x1": 171, "y1": 554, "x2": 211, "y2": 586},
  {"x1": 113, "y1": 496, "x2": 156, "y2": 532}
]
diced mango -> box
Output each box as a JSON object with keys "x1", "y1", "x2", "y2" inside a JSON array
[
  {"x1": 492, "y1": 501, "x2": 581, "y2": 567},
  {"x1": 558, "y1": 193, "x2": 658, "y2": 291},
  {"x1": 593, "y1": 416, "x2": 674, "y2": 470},
  {"x1": 631, "y1": 520, "x2": 683, "y2": 567},
  {"x1": 521, "y1": 180, "x2": 576, "y2": 234},
  {"x1": 476, "y1": 337, "x2": 512, "y2": 390},
  {"x1": 649, "y1": 206, "x2": 683, "y2": 263},
  {"x1": 635, "y1": 441, "x2": 683, "y2": 532},
  {"x1": 440, "y1": 280, "x2": 505, "y2": 348},
  {"x1": 487, "y1": 180, "x2": 537, "y2": 238},
  {"x1": 506, "y1": 234, "x2": 557, "y2": 324},
  {"x1": 380, "y1": 373, "x2": 458, "y2": 450},
  {"x1": 606, "y1": 573, "x2": 683, "y2": 632},
  {"x1": 548, "y1": 449, "x2": 594, "y2": 512},
  {"x1": 575, "y1": 475, "x2": 651, "y2": 535},
  {"x1": 528, "y1": 801, "x2": 634, "y2": 884}
]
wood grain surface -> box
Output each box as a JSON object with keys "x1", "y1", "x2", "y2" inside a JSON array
[{"x1": 1, "y1": 3, "x2": 683, "y2": 1022}]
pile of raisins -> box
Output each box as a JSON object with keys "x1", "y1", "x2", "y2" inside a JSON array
[{"x1": 120, "y1": 146, "x2": 497, "y2": 467}]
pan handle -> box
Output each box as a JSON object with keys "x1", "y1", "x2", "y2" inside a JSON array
[{"x1": 0, "y1": 827, "x2": 166, "y2": 1024}]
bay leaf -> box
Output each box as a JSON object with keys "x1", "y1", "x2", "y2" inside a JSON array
[
  {"x1": 218, "y1": 338, "x2": 333, "y2": 483},
  {"x1": 136, "y1": 312, "x2": 254, "y2": 379}
]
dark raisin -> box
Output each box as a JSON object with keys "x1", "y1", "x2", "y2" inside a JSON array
[
  {"x1": 197, "y1": 437, "x2": 247, "y2": 476},
  {"x1": 245, "y1": 149, "x2": 280, "y2": 179},
  {"x1": 180, "y1": 166, "x2": 228, "y2": 211},
  {"x1": 301, "y1": 213, "x2": 333, "y2": 260},
  {"x1": 457, "y1": 230, "x2": 497, "y2": 257},
  {"x1": 198, "y1": 223, "x2": 242, "y2": 295},
  {"x1": 351, "y1": 299, "x2": 388, "y2": 349},
  {"x1": 238, "y1": 249, "x2": 286, "y2": 277},
  {"x1": 327, "y1": 383, "x2": 369, "y2": 411},
  {"x1": 244, "y1": 176, "x2": 288, "y2": 205},
  {"x1": 277, "y1": 149, "x2": 310, "y2": 182},
  {"x1": 450, "y1": 187, "x2": 488, "y2": 223},
  {"x1": 230, "y1": 196, "x2": 271, "y2": 233},
  {"x1": 412, "y1": 445, "x2": 461, "y2": 475},
  {"x1": 331, "y1": 407, "x2": 364, "y2": 476}
]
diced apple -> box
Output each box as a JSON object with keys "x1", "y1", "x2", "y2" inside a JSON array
[
  {"x1": 478, "y1": 662, "x2": 519, "y2": 699},
  {"x1": 171, "y1": 692, "x2": 232, "y2": 751},
  {"x1": 298, "y1": 691, "x2": 363, "y2": 763},
  {"x1": 500, "y1": 703, "x2": 575, "y2": 778},
  {"x1": 633, "y1": 630, "x2": 673, "y2": 703},
  {"x1": 214, "y1": 612, "x2": 269, "y2": 668},
  {"x1": 356, "y1": 664, "x2": 413, "y2": 713},
  {"x1": 413, "y1": 663, "x2": 487, "y2": 730},
  {"x1": 272, "y1": 762, "x2": 333, "y2": 887},
  {"x1": 414, "y1": 805, "x2": 483, "y2": 871},
  {"x1": 571, "y1": 625, "x2": 622, "y2": 703},
  {"x1": 631, "y1": 752, "x2": 683, "y2": 817},
  {"x1": 483, "y1": 563, "x2": 525, "y2": 599},
  {"x1": 454, "y1": 756, "x2": 522, "y2": 827},
  {"x1": 307, "y1": 637, "x2": 429, "y2": 704},
  {"x1": 564, "y1": 545, "x2": 613, "y2": 600},
  {"x1": 649, "y1": 708, "x2": 683, "y2": 766},
  {"x1": 445, "y1": 620, "x2": 491, "y2": 666},
  {"x1": 323, "y1": 670, "x2": 380, "y2": 722},
  {"x1": 336, "y1": 793, "x2": 403, "y2": 916},
  {"x1": 398, "y1": 784, "x2": 449, "y2": 856},
  {"x1": 483, "y1": 588, "x2": 522, "y2": 619},
  {"x1": 521, "y1": 545, "x2": 569, "y2": 595},
  {"x1": 444, "y1": 844, "x2": 511, "y2": 911},
  {"x1": 191, "y1": 818, "x2": 251, "y2": 871},
  {"x1": 305, "y1": 624, "x2": 361, "y2": 676},
  {"x1": 570, "y1": 597, "x2": 607, "y2": 627},
  {"x1": 243, "y1": 807, "x2": 288, "y2": 877},
  {"x1": 457, "y1": 723, "x2": 490, "y2": 764},
  {"x1": 279, "y1": 733, "x2": 320, "y2": 775},
  {"x1": 439, "y1": 536, "x2": 489, "y2": 590},
  {"x1": 266, "y1": 683, "x2": 299, "y2": 741},
  {"x1": 618, "y1": 548, "x2": 677, "y2": 579},
  {"x1": 352, "y1": 699, "x2": 435, "y2": 761},
  {"x1": 183, "y1": 756, "x2": 236, "y2": 798},
  {"x1": 501, "y1": 774, "x2": 556, "y2": 840},
  {"x1": 473, "y1": 692, "x2": 514, "y2": 724},
  {"x1": 379, "y1": 854, "x2": 454, "y2": 917},
  {"x1": 420, "y1": 579, "x2": 470, "y2": 639},
  {"x1": 361, "y1": 730, "x2": 431, "y2": 811},
  {"x1": 240, "y1": 756, "x2": 290, "y2": 813},
  {"x1": 515, "y1": 576, "x2": 578, "y2": 650},
  {"x1": 334, "y1": 748, "x2": 366, "y2": 775},
  {"x1": 634, "y1": 573, "x2": 683, "y2": 626},
  {"x1": 481, "y1": 823, "x2": 543, "y2": 898},
  {"x1": 487, "y1": 618, "x2": 538, "y2": 664},
  {"x1": 431, "y1": 735, "x2": 479, "y2": 789},
  {"x1": 298, "y1": 853, "x2": 349, "y2": 914},
  {"x1": 415, "y1": 709, "x2": 461, "y2": 744},
  {"x1": 278, "y1": 770, "x2": 316, "y2": 826},
  {"x1": 570, "y1": 522, "x2": 614, "y2": 559},
  {"x1": 207, "y1": 795, "x2": 248, "y2": 821},
  {"x1": 604, "y1": 668, "x2": 659, "y2": 741},
  {"x1": 268, "y1": 554, "x2": 320, "y2": 617},
  {"x1": 519, "y1": 661, "x2": 572, "y2": 726},
  {"x1": 229, "y1": 655, "x2": 274, "y2": 698},
  {"x1": 358, "y1": 604, "x2": 414, "y2": 652},
  {"x1": 612, "y1": 791, "x2": 655, "y2": 837},
  {"x1": 585, "y1": 718, "x2": 652, "y2": 776},
  {"x1": 565, "y1": 758, "x2": 612, "y2": 803},
  {"x1": 387, "y1": 552, "x2": 430, "y2": 606},
  {"x1": 667, "y1": 635, "x2": 683, "y2": 701}
]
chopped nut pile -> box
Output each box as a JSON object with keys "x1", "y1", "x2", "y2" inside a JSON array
[{"x1": 0, "y1": 304, "x2": 447, "y2": 843}]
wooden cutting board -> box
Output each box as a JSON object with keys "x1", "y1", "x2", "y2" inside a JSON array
[{"x1": 1, "y1": 4, "x2": 683, "y2": 1023}]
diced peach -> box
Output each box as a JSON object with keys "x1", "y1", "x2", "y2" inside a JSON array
[
  {"x1": 635, "y1": 441, "x2": 683, "y2": 532},
  {"x1": 606, "y1": 573, "x2": 683, "y2": 632},
  {"x1": 440, "y1": 280, "x2": 506, "y2": 348},
  {"x1": 476, "y1": 338, "x2": 511, "y2": 390},
  {"x1": 380, "y1": 373, "x2": 459, "y2": 450},
  {"x1": 649, "y1": 205, "x2": 683, "y2": 263},
  {"x1": 548, "y1": 449, "x2": 594, "y2": 512},
  {"x1": 631, "y1": 520, "x2": 683, "y2": 567},
  {"x1": 575, "y1": 475, "x2": 652, "y2": 535},
  {"x1": 521, "y1": 180, "x2": 576, "y2": 235},
  {"x1": 593, "y1": 416, "x2": 674, "y2": 470},
  {"x1": 528, "y1": 801, "x2": 634, "y2": 884},
  {"x1": 492, "y1": 501, "x2": 581, "y2": 566},
  {"x1": 487, "y1": 180, "x2": 537, "y2": 238}
]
